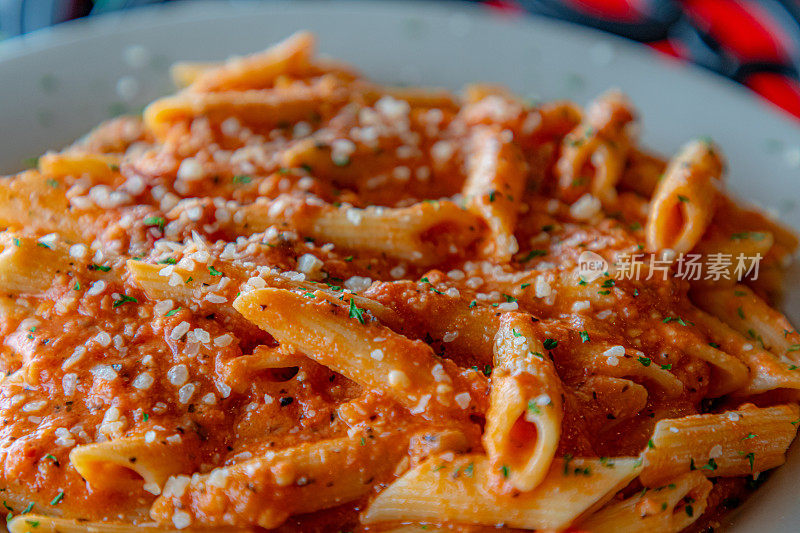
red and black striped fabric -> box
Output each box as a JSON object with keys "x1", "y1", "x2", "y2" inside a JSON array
[{"x1": 484, "y1": 0, "x2": 800, "y2": 121}]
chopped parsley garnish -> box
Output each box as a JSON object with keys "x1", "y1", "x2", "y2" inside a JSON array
[
  {"x1": 662, "y1": 316, "x2": 692, "y2": 326},
  {"x1": 143, "y1": 216, "x2": 165, "y2": 230},
  {"x1": 745, "y1": 452, "x2": 755, "y2": 471},
  {"x1": 702, "y1": 458, "x2": 718, "y2": 471},
  {"x1": 519, "y1": 249, "x2": 547, "y2": 262},
  {"x1": 232, "y1": 174, "x2": 252, "y2": 184},
  {"x1": 165, "y1": 307, "x2": 181, "y2": 317},
  {"x1": 503, "y1": 294, "x2": 517, "y2": 303},
  {"x1": 348, "y1": 299, "x2": 365, "y2": 324},
  {"x1": 580, "y1": 331, "x2": 590, "y2": 343},
  {"x1": 344, "y1": 256, "x2": 354, "y2": 262},
  {"x1": 208, "y1": 266, "x2": 223, "y2": 276},
  {"x1": 737, "y1": 307, "x2": 745, "y2": 319},
  {"x1": 527, "y1": 400, "x2": 541, "y2": 415},
  {"x1": 50, "y1": 491, "x2": 64, "y2": 505},
  {"x1": 464, "y1": 462, "x2": 474, "y2": 477},
  {"x1": 36, "y1": 242, "x2": 51, "y2": 249},
  {"x1": 46, "y1": 178, "x2": 59, "y2": 188},
  {"x1": 90, "y1": 264, "x2": 111, "y2": 272},
  {"x1": 521, "y1": 283, "x2": 530, "y2": 289},
  {"x1": 597, "y1": 289, "x2": 611, "y2": 295},
  {"x1": 708, "y1": 342, "x2": 721, "y2": 349},
  {"x1": 512, "y1": 329, "x2": 523, "y2": 337},
  {"x1": 601, "y1": 279, "x2": 615, "y2": 288},
  {"x1": 647, "y1": 439, "x2": 655, "y2": 449},
  {"x1": 113, "y1": 295, "x2": 138, "y2": 308},
  {"x1": 468, "y1": 300, "x2": 477, "y2": 308},
  {"x1": 21, "y1": 502, "x2": 33, "y2": 514},
  {"x1": 158, "y1": 257, "x2": 177, "y2": 264},
  {"x1": 660, "y1": 363, "x2": 672, "y2": 370},
  {"x1": 43, "y1": 454, "x2": 59, "y2": 466},
  {"x1": 638, "y1": 357, "x2": 651, "y2": 367},
  {"x1": 488, "y1": 190, "x2": 497, "y2": 202},
  {"x1": 500, "y1": 465, "x2": 509, "y2": 478},
  {"x1": 543, "y1": 338, "x2": 558, "y2": 350},
  {"x1": 483, "y1": 364, "x2": 492, "y2": 377},
  {"x1": 677, "y1": 195, "x2": 690, "y2": 203}
]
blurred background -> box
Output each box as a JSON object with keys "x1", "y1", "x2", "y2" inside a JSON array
[{"x1": 1, "y1": 0, "x2": 799, "y2": 122}]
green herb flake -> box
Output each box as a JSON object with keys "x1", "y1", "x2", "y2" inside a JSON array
[
  {"x1": 232, "y1": 174, "x2": 252, "y2": 184},
  {"x1": 50, "y1": 491, "x2": 64, "y2": 506},
  {"x1": 519, "y1": 249, "x2": 547, "y2": 262},
  {"x1": 113, "y1": 295, "x2": 138, "y2": 308},
  {"x1": 349, "y1": 299, "x2": 365, "y2": 324},
  {"x1": 143, "y1": 215, "x2": 166, "y2": 230},
  {"x1": 208, "y1": 266, "x2": 223, "y2": 276},
  {"x1": 464, "y1": 462, "x2": 474, "y2": 477},
  {"x1": 543, "y1": 338, "x2": 558, "y2": 350},
  {"x1": 580, "y1": 331, "x2": 590, "y2": 343}
]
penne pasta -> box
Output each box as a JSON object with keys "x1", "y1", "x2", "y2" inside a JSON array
[
  {"x1": 233, "y1": 288, "x2": 484, "y2": 421},
  {"x1": 646, "y1": 139, "x2": 723, "y2": 254},
  {"x1": 69, "y1": 437, "x2": 195, "y2": 495},
  {"x1": 578, "y1": 471, "x2": 712, "y2": 533},
  {"x1": 361, "y1": 454, "x2": 642, "y2": 530},
  {"x1": 640, "y1": 403, "x2": 800, "y2": 486},
  {"x1": 483, "y1": 313, "x2": 564, "y2": 492}
]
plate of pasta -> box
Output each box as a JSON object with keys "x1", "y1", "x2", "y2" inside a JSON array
[{"x1": 1, "y1": 2, "x2": 800, "y2": 532}]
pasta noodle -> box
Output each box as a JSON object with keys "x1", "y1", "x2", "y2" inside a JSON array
[{"x1": 0, "y1": 32, "x2": 797, "y2": 532}]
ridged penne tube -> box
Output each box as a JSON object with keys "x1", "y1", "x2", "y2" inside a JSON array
[
  {"x1": 0, "y1": 233, "x2": 95, "y2": 294},
  {"x1": 660, "y1": 323, "x2": 749, "y2": 396},
  {"x1": 691, "y1": 227, "x2": 774, "y2": 287},
  {"x1": 362, "y1": 280, "x2": 499, "y2": 366},
  {"x1": 462, "y1": 126, "x2": 528, "y2": 261},
  {"x1": 69, "y1": 437, "x2": 195, "y2": 495},
  {"x1": 640, "y1": 403, "x2": 800, "y2": 486},
  {"x1": 233, "y1": 288, "x2": 479, "y2": 420},
  {"x1": 171, "y1": 61, "x2": 218, "y2": 88},
  {"x1": 483, "y1": 313, "x2": 564, "y2": 492},
  {"x1": 361, "y1": 454, "x2": 642, "y2": 530},
  {"x1": 279, "y1": 137, "x2": 396, "y2": 186},
  {"x1": 689, "y1": 308, "x2": 800, "y2": 395},
  {"x1": 578, "y1": 472, "x2": 712, "y2": 533},
  {"x1": 556, "y1": 90, "x2": 634, "y2": 205},
  {"x1": 691, "y1": 284, "x2": 800, "y2": 360},
  {"x1": 0, "y1": 171, "x2": 83, "y2": 240},
  {"x1": 8, "y1": 515, "x2": 254, "y2": 533},
  {"x1": 127, "y1": 259, "x2": 398, "y2": 327},
  {"x1": 187, "y1": 31, "x2": 315, "y2": 92},
  {"x1": 222, "y1": 345, "x2": 310, "y2": 393},
  {"x1": 560, "y1": 341, "x2": 684, "y2": 397},
  {"x1": 619, "y1": 148, "x2": 667, "y2": 197},
  {"x1": 144, "y1": 76, "x2": 348, "y2": 138},
  {"x1": 237, "y1": 197, "x2": 482, "y2": 265},
  {"x1": 150, "y1": 435, "x2": 408, "y2": 529},
  {"x1": 646, "y1": 139, "x2": 722, "y2": 254},
  {"x1": 38, "y1": 151, "x2": 121, "y2": 182}
]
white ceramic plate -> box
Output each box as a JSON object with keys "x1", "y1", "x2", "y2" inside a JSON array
[{"x1": 1, "y1": 1, "x2": 799, "y2": 530}]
